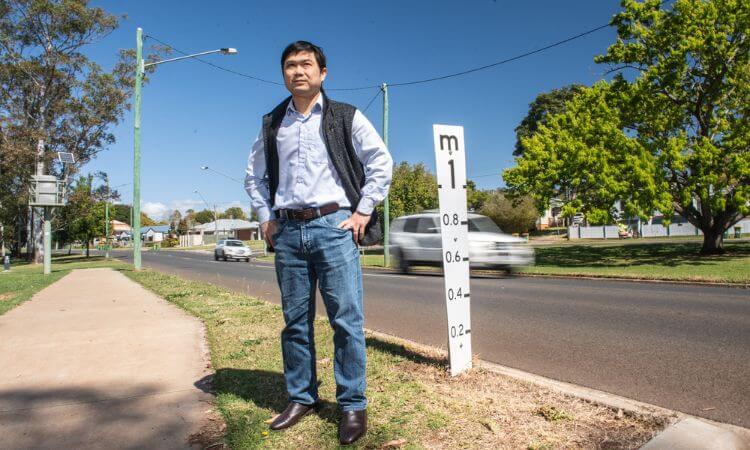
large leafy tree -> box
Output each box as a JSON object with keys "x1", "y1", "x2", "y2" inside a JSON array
[
  {"x1": 506, "y1": 0, "x2": 749, "y2": 254},
  {"x1": 514, "y1": 84, "x2": 585, "y2": 157},
  {"x1": 0, "y1": 0, "x2": 161, "y2": 261},
  {"x1": 194, "y1": 209, "x2": 216, "y2": 224},
  {"x1": 504, "y1": 82, "x2": 671, "y2": 226}
]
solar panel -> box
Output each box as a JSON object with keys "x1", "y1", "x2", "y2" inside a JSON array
[{"x1": 57, "y1": 152, "x2": 75, "y2": 164}]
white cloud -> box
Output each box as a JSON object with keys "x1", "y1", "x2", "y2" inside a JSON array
[{"x1": 141, "y1": 202, "x2": 170, "y2": 220}]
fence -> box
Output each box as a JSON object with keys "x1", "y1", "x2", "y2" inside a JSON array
[{"x1": 568, "y1": 219, "x2": 750, "y2": 240}]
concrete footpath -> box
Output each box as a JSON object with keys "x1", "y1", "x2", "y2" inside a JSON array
[{"x1": 0, "y1": 269, "x2": 214, "y2": 450}]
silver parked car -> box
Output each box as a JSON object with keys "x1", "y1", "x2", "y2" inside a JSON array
[
  {"x1": 214, "y1": 239, "x2": 253, "y2": 262},
  {"x1": 389, "y1": 212, "x2": 534, "y2": 272}
]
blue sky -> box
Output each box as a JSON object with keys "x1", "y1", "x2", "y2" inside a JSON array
[{"x1": 84, "y1": 0, "x2": 622, "y2": 220}]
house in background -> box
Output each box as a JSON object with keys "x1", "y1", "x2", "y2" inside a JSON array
[
  {"x1": 140, "y1": 225, "x2": 170, "y2": 243},
  {"x1": 109, "y1": 220, "x2": 133, "y2": 245},
  {"x1": 183, "y1": 219, "x2": 260, "y2": 246}
]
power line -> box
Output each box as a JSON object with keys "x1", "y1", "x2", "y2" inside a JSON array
[
  {"x1": 387, "y1": 24, "x2": 610, "y2": 87},
  {"x1": 143, "y1": 34, "x2": 379, "y2": 91},
  {"x1": 362, "y1": 89, "x2": 382, "y2": 113},
  {"x1": 144, "y1": 23, "x2": 609, "y2": 91},
  {"x1": 468, "y1": 172, "x2": 503, "y2": 179}
]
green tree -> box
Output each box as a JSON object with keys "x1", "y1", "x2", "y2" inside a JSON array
[
  {"x1": 112, "y1": 204, "x2": 132, "y2": 225},
  {"x1": 479, "y1": 190, "x2": 538, "y2": 234},
  {"x1": 504, "y1": 83, "x2": 669, "y2": 226},
  {"x1": 505, "y1": 0, "x2": 749, "y2": 253},
  {"x1": 514, "y1": 84, "x2": 585, "y2": 157},
  {"x1": 377, "y1": 162, "x2": 438, "y2": 225},
  {"x1": 466, "y1": 180, "x2": 489, "y2": 211},
  {"x1": 194, "y1": 209, "x2": 215, "y2": 224},
  {"x1": 220, "y1": 206, "x2": 246, "y2": 220},
  {"x1": 56, "y1": 174, "x2": 105, "y2": 257},
  {"x1": 0, "y1": 0, "x2": 164, "y2": 262}
]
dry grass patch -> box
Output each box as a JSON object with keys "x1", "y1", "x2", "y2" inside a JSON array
[{"x1": 372, "y1": 335, "x2": 670, "y2": 449}]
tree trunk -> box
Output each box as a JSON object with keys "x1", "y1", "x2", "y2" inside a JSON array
[
  {"x1": 26, "y1": 206, "x2": 33, "y2": 261},
  {"x1": 32, "y1": 133, "x2": 47, "y2": 264},
  {"x1": 85, "y1": 238, "x2": 90, "y2": 258},
  {"x1": 700, "y1": 228, "x2": 724, "y2": 255}
]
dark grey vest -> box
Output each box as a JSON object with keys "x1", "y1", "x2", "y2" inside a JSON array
[{"x1": 262, "y1": 91, "x2": 381, "y2": 245}]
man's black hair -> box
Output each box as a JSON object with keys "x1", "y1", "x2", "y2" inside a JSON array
[{"x1": 281, "y1": 41, "x2": 326, "y2": 70}]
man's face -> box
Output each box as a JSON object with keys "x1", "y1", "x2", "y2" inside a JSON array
[{"x1": 283, "y1": 50, "x2": 327, "y2": 97}]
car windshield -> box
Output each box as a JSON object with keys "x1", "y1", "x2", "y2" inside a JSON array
[
  {"x1": 468, "y1": 217, "x2": 502, "y2": 233},
  {"x1": 225, "y1": 241, "x2": 244, "y2": 247}
]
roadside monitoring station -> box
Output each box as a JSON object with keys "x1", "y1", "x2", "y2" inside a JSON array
[{"x1": 433, "y1": 124, "x2": 472, "y2": 376}]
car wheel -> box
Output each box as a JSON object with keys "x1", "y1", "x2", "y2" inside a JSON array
[
  {"x1": 223, "y1": 254, "x2": 228, "y2": 261},
  {"x1": 245, "y1": 258, "x2": 250, "y2": 262}
]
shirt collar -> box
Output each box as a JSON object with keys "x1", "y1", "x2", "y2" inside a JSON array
[{"x1": 287, "y1": 93, "x2": 324, "y2": 116}]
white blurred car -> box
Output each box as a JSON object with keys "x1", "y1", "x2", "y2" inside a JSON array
[
  {"x1": 214, "y1": 239, "x2": 252, "y2": 262},
  {"x1": 389, "y1": 212, "x2": 534, "y2": 272}
]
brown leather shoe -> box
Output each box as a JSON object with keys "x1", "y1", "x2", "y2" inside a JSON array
[
  {"x1": 339, "y1": 409, "x2": 367, "y2": 445},
  {"x1": 269, "y1": 402, "x2": 315, "y2": 430}
]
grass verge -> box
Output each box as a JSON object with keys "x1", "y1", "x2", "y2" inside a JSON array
[
  {"x1": 520, "y1": 241, "x2": 750, "y2": 284},
  {"x1": 0, "y1": 255, "x2": 127, "y2": 316},
  {"x1": 123, "y1": 269, "x2": 670, "y2": 449}
]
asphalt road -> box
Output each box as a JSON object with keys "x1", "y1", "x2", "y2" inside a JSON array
[{"x1": 110, "y1": 249, "x2": 750, "y2": 427}]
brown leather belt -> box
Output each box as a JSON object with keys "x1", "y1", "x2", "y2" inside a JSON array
[{"x1": 276, "y1": 203, "x2": 340, "y2": 221}]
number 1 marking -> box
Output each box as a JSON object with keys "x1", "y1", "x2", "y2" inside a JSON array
[{"x1": 448, "y1": 159, "x2": 455, "y2": 189}]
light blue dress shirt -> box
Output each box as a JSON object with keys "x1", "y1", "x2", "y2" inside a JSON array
[{"x1": 245, "y1": 94, "x2": 393, "y2": 224}]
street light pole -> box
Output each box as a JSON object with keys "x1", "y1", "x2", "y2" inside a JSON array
[
  {"x1": 105, "y1": 177, "x2": 110, "y2": 259},
  {"x1": 131, "y1": 27, "x2": 237, "y2": 270},
  {"x1": 132, "y1": 27, "x2": 144, "y2": 270}
]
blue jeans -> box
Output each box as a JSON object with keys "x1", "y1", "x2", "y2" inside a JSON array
[{"x1": 273, "y1": 209, "x2": 367, "y2": 411}]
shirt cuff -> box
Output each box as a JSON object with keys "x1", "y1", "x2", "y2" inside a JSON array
[
  {"x1": 356, "y1": 197, "x2": 375, "y2": 215},
  {"x1": 255, "y1": 205, "x2": 274, "y2": 224}
]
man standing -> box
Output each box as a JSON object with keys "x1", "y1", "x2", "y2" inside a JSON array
[{"x1": 244, "y1": 41, "x2": 392, "y2": 445}]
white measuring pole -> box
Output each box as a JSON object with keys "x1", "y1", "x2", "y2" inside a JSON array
[{"x1": 433, "y1": 124, "x2": 472, "y2": 376}]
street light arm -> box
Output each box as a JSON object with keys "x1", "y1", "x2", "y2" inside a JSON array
[{"x1": 144, "y1": 48, "x2": 237, "y2": 68}]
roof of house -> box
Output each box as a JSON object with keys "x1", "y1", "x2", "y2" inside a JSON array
[
  {"x1": 110, "y1": 220, "x2": 132, "y2": 232},
  {"x1": 191, "y1": 219, "x2": 259, "y2": 232},
  {"x1": 140, "y1": 225, "x2": 170, "y2": 234}
]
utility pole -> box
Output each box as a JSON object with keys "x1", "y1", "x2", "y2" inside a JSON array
[
  {"x1": 105, "y1": 177, "x2": 110, "y2": 259},
  {"x1": 43, "y1": 208, "x2": 51, "y2": 274},
  {"x1": 382, "y1": 83, "x2": 390, "y2": 268},
  {"x1": 132, "y1": 27, "x2": 143, "y2": 270},
  {"x1": 214, "y1": 204, "x2": 218, "y2": 239}
]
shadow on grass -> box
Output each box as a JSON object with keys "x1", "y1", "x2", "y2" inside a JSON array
[
  {"x1": 194, "y1": 336, "x2": 448, "y2": 426},
  {"x1": 365, "y1": 336, "x2": 447, "y2": 368},
  {"x1": 51, "y1": 255, "x2": 106, "y2": 265},
  {"x1": 534, "y1": 241, "x2": 750, "y2": 268},
  {"x1": 198, "y1": 369, "x2": 339, "y2": 425}
]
